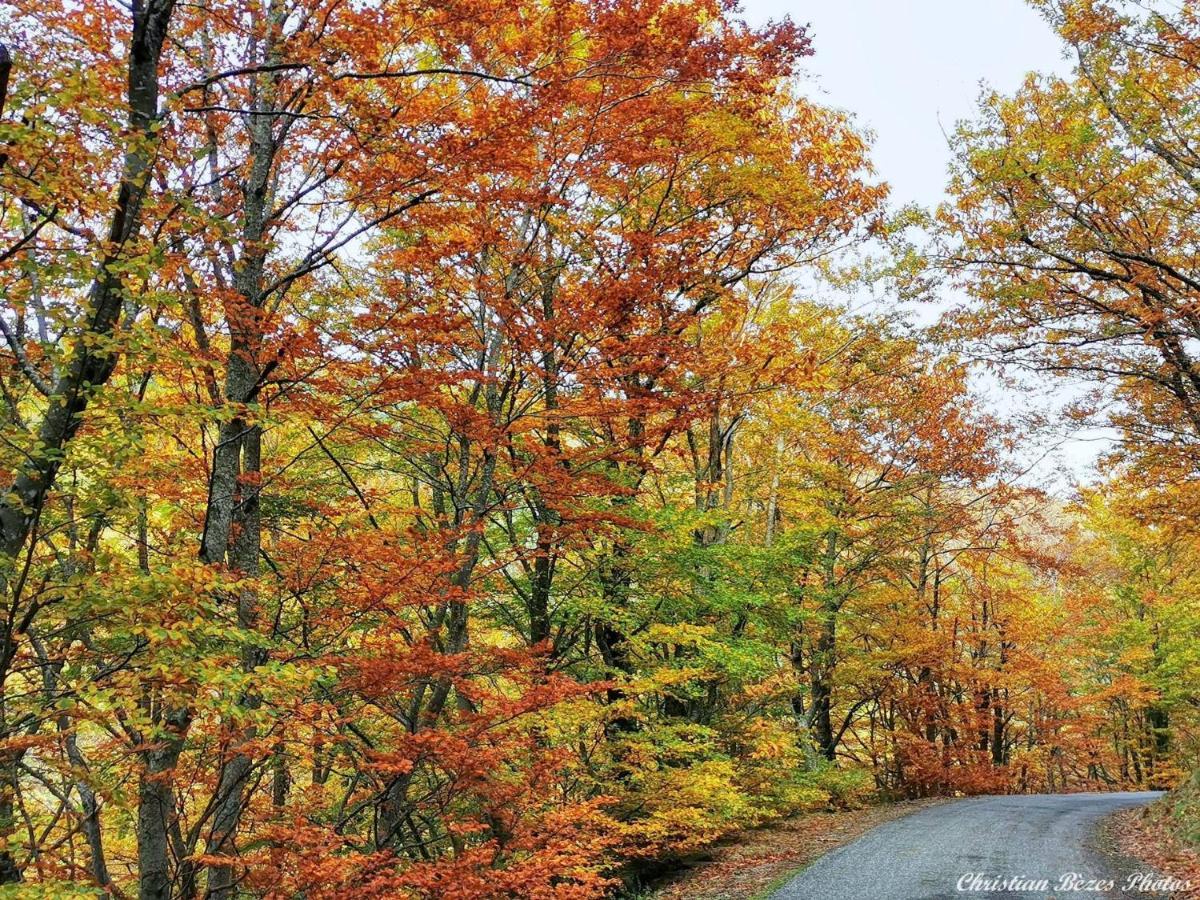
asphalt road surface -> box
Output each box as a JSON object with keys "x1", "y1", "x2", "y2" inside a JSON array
[{"x1": 772, "y1": 791, "x2": 1165, "y2": 900}]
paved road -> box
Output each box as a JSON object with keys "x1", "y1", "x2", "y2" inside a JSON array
[{"x1": 772, "y1": 792, "x2": 1164, "y2": 900}]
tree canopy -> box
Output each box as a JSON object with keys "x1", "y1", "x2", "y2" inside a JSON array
[{"x1": 0, "y1": 0, "x2": 1196, "y2": 897}]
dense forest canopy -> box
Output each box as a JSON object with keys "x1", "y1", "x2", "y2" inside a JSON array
[{"x1": 0, "y1": 0, "x2": 1196, "y2": 897}]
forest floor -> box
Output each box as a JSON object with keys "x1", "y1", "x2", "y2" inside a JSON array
[
  {"x1": 1108, "y1": 801, "x2": 1200, "y2": 899},
  {"x1": 645, "y1": 797, "x2": 944, "y2": 900}
]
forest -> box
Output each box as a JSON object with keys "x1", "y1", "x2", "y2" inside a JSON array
[{"x1": 0, "y1": 0, "x2": 1197, "y2": 897}]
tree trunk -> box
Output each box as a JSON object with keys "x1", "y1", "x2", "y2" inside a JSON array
[
  {"x1": 809, "y1": 530, "x2": 840, "y2": 761},
  {"x1": 0, "y1": 0, "x2": 175, "y2": 563},
  {"x1": 137, "y1": 704, "x2": 191, "y2": 900},
  {"x1": 0, "y1": 8, "x2": 177, "y2": 886}
]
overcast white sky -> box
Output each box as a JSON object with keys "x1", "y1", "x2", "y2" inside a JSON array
[
  {"x1": 740, "y1": 0, "x2": 1116, "y2": 486},
  {"x1": 740, "y1": 0, "x2": 1070, "y2": 216}
]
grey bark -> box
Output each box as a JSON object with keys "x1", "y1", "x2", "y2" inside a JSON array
[
  {"x1": 0, "y1": 0, "x2": 175, "y2": 563},
  {"x1": 201, "y1": 16, "x2": 280, "y2": 887},
  {"x1": 808, "y1": 530, "x2": 840, "y2": 761},
  {"x1": 137, "y1": 704, "x2": 192, "y2": 900},
  {"x1": 0, "y1": 2, "x2": 176, "y2": 888},
  {"x1": 65, "y1": 732, "x2": 111, "y2": 889}
]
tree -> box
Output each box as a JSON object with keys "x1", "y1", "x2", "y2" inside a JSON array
[
  {"x1": 0, "y1": 1, "x2": 1192, "y2": 896},
  {"x1": 943, "y1": 0, "x2": 1200, "y2": 484}
]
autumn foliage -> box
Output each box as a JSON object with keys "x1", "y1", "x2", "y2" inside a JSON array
[{"x1": 0, "y1": 0, "x2": 1196, "y2": 897}]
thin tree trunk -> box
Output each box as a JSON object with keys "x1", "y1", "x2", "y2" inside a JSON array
[
  {"x1": 65, "y1": 732, "x2": 110, "y2": 889},
  {"x1": 0, "y1": 5, "x2": 177, "y2": 888},
  {"x1": 206, "y1": 425, "x2": 263, "y2": 899},
  {"x1": 764, "y1": 432, "x2": 783, "y2": 547},
  {"x1": 0, "y1": 0, "x2": 175, "y2": 562},
  {"x1": 809, "y1": 530, "x2": 840, "y2": 761}
]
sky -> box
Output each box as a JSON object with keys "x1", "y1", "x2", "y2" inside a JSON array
[
  {"x1": 740, "y1": 0, "x2": 1071, "y2": 211},
  {"x1": 740, "y1": 0, "x2": 1118, "y2": 487}
]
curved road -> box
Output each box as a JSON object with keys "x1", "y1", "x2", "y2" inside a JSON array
[{"x1": 772, "y1": 791, "x2": 1164, "y2": 900}]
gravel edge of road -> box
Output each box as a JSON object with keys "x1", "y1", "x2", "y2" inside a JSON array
[{"x1": 1103, "y1": 804, "x2": 1200, "y2": 899}]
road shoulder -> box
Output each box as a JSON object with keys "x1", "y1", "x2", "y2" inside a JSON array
[{"x1": 1105, "y1": 803, "x2": 1200, "y2": 899}]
